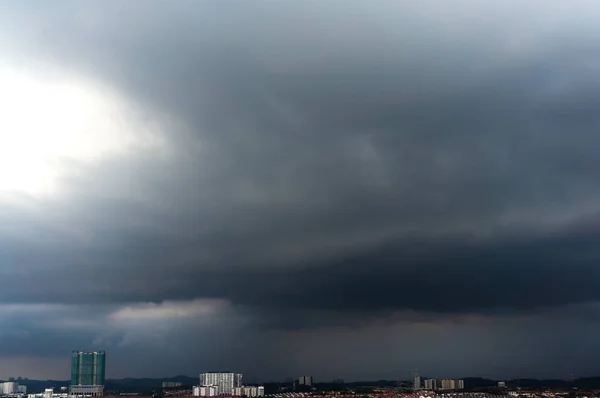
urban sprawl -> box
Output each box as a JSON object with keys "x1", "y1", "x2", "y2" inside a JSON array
[{"x1": 1, "y1": 351, "x2": 597, "y2": 398}]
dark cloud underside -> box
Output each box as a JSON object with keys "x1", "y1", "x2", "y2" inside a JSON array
[{"x1": 0, "y1": 0, "x2": 600, "y2": 380}]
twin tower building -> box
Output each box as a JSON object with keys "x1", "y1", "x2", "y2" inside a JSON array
[{"x1": 70, "y1": 350, "x2": 106, "y2": 396}]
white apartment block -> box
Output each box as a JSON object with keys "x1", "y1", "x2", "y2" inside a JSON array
[
  {"x1": 439, "y1": 379, "x2": 464, "y2": 391},
  {"x1": 194, "y1": 385, "x2": 218, "y2": 397},
  {"x1": 231, "y1": 386, "x2": 265, "y2": 397},
  {"x1": 0, "y1": 382, "x2": 27, "y2": 396},
  {"x1": 199, "y1": 373, "x2": 242, "y2": 396},
  {"x1": 423, "y1": 379, "x2": 437, "y2": 390},
  {"x1": 0, "y1": 382, "x2": 18, "y2": 394}
]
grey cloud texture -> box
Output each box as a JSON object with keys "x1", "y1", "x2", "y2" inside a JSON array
[{"x1": 1, "y1": 0, "x2": 600, "y2": 379}]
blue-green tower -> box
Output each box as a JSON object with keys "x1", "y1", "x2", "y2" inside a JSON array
[{"x1": 70, "y1": 350, "x2": 106, "y2": 386}]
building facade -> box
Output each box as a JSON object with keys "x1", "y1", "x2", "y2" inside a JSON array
[
  {"x1": 199, "y1": 373, "x2": 242, "y2": 396},
  {"x1": 68, "y1": 386, "x2": 104, "y2": 397},
  {"x1": 0, "y1": 381, "x2": 27, "y2": 394},
  {"x1": 297, "y1": 377, "x2": 312, "y2": 387},
  {"x1": 413, "y1": 374, "x2": 421, "y2": 391},
  {"x1": 439, "y1": 379, "x2": 464, "y2": 391},
  {"x1": 71, "y1": 351, "x2": 106, "y2": 386},
  {"x1": 70, "y1": 350, "x2": 106, "y2": 397},
  {"x1": 231, "y1": 386, "x2": 265, "y2": 397},
  {"x1": 423, "y1": 379, "x2": 437, "y2": 390},
  {"x1": 69, "y1": 385, "x2": 104, "y2": 398},
  {"x1": 194, "y1": 385, "x2": 218, "y2": 397},
  {"x1": 419, "y1": 379, "x2": 464, "y2": 391},
  {"x1": 0, "y1": 382, "x2": 18, "y2": 394},
  {"x1": 162, "y1": 382, "x2": 183, "y2": 388}
]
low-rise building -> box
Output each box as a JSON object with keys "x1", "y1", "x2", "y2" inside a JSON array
[
  {"x1": 163, "y1": 382, "x2": 183, "y2": 388},
  {"x1": 69, "y1": 385, "x2": 104, "y2": 397},
  {"x1": 231, "y1": 386, "x2": 265, "y2": 397},
  {"x1": 194, "y1": 385, "x2": 218, "y2": 397}
]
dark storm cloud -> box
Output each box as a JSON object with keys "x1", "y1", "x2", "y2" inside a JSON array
[
  {"x1": 0, "y1": 1, "x2": 597, "y2": 310},
  {"x1": 3, "y1": 0, "x2": 600, "y2": 378}
]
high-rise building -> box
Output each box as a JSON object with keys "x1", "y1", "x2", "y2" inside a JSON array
[
  {"x1": 423, "y1": 379, "x2": 437, "y2": 390},
  {"x1": 294, "y1": 376, "x2": 312, "y2": 390},
  {"x1": 199, "y1": 373, "x2": 242, "y2": 396},
  {"x1": 70, "y1": 350, "x2": 106, "y2": 397},
  {"x1": 297, "y1": 376, "x2": 312, "y2": 387},
  {"x1": 439, "y1": 379, "x2": 463, "y2": 391},
  {"x1": 71, "y1": 351, "x2": 106, "y2": 386},
  {"x1": 413, "y1": 373, "x2": 421, "y2": 391},
  {"x1": 440, "y1": 379, "x2": 454, "y2": 390}
]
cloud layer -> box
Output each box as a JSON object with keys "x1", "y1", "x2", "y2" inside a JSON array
[{"x1": 1, "y1": 0, "x2": 600, "y2": 380}]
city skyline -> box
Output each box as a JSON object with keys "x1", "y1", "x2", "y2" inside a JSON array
[
  {"x1": 7, "y1": 370, "x2": 600, "y2": 397},
  {"x1": 2, "y1": 0, "x2": 600, "y2": 381}
]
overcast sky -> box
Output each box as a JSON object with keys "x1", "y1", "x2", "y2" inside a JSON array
[{"x1": 1, "y1": 0, "x2": 600, "y2": 381}]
